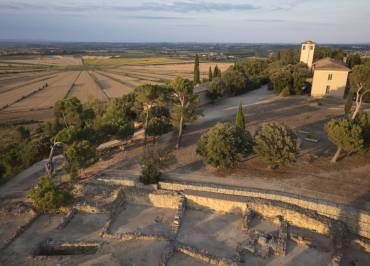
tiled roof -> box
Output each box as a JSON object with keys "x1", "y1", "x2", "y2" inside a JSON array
[
  {"x1": 313, "y1": 57, "x2": 351, "y2": 71},
  {"x1": 301, "y1": 40, "x2": 316, "y2": 44}
]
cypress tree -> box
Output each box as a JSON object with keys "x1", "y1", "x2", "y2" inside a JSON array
[
  {"x1": 214, "y1": 65, "x2": 221, "y2": 78},
  {"x1": 235, "y1": 102, "x2": 245, "y2": 130},
  {"x1": 193, "y1": 54, "x2": 200, "y2": 85},
  {"x1": 208, "y1": 66, "x2": 213, "y2": 81},
  {"x1": 344, "y1": 90, "x2": 354, "y2": 116}
]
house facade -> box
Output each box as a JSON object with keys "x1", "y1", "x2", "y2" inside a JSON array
[{"x1": 311, "y1": 57, "x2": 350, "y2": 97}]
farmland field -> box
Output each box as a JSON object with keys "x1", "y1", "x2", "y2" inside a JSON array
[{"x1": 0, "y1": 55, "x2": 232, "y2": 123}]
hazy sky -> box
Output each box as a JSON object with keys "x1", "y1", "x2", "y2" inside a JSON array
[{"x1": 0, "y1": 0, "x2": 369, "y2": 43}]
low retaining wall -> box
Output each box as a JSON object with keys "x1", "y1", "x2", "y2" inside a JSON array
[
  {"x1": 185, "y1": 191, "x2": 332, "y2": 236},
  {"x1": 159, "y1": 181, "x2": 370, "y2": 239},
  {"x1": 176, "y1": 243, "x2": 235, "y2": 266},
  {"x1": 123, "y1": 188, "x2": 180, "y2": 209}
]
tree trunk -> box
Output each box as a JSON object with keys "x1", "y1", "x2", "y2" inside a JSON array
[
  {"x1": 176, "y1": 114, "x2": 184, "y2": 149},
  {"x1": 331, "y1": 147, "x2": 342, "y2": 163},
  {"x1": 144, "y1": 108, "x2": 149, "y2": 144}
]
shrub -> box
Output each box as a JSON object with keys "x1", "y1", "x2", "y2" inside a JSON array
[
  {"x1": 139, "y1": 144, "x2": 174, "y2": 184},
  {"x1": 146, "y1": 106, "x2": 172, "y2": 138},
  {"x1": 344, "y1": 90, "x2": 354, "y2": 115},
  {"x1": 29, "y1": 176, "x2": 72, "y2": 213},
  {"x1": 357, "y1": 112, "x2": 370, "y2": 149},
  {"x1": 207, "y1": 77, "x2": 225, "y2": 100},
  {"x1": 325, "y1": 118, "x2": 364, "y2": 154},
  {"x1": 222, "y1": 69, "x2": 247, "y2": 96},
  {"x1": 65, "y1": 140, "x2": 97, "y2": 173},
  {"x1": 254, "y1": 123, "x2": 298, "y2": 168},
  {"x1": 235, "y1": 103, "x2": 245, "y2": 130},
  {"x1": 279, "y1": 87, "x2": 291, "y2": 97},
  {"x1": 196, "y1": 123, "x2": 254, "y2": 169},
  {"x1": 0, "y1": 162, "x2": 5, "y2": 182}
]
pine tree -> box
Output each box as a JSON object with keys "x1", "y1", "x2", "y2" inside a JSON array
[
  {"x1": 193, "y1": 54, "x2": 200, "y2": 85},
  {"x1": 213, "y1": 65, "x2": 221, "y2": 78},
  {"x1": 208, "y1": 66, "x2": 213, "y2": 81},
  {"x1": 235, "y1": 102, "x2": 245, "y2": 130},
  {"x1": 344, "y1": 90, "x2": 354, "y2": 116}
]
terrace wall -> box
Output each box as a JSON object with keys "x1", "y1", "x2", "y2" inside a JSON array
[
  {"x1": 123, "y1": 188, "x2": 180, "y2": 209},
  {"x1": 159, "y1": 181, "x2": 370, "y2": 239}
]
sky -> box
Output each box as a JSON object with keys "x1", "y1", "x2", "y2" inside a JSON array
[{"x1": 0, "y1": 0, "x2": 369, "y2": 43}]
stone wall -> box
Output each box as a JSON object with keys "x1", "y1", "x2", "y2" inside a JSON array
[
  {"x1": 159, "y1": 181, "x2": 370, "y2": 239},
  {"x1": 185, "y1": 191, "x2": 332, "y2": 236},
  {"x1": 123, "y1": 188, "x2": 180, "y2": 209}
]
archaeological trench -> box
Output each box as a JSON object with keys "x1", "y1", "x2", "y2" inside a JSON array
[{"x1": 1, "y1": 170, "x2": 370, "y2": 265}]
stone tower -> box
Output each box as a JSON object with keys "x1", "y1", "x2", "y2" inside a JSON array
[{"x1": 300, "y1": 40, "x2": 316, "y2": 69}]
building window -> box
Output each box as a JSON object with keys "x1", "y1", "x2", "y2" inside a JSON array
[
  {"x1": 302, "y1": 45, "x2": 306, "y2": 50},
  {"x1": 310, "y1": 46, "x2": 313, "y2": 50},
  {"x1": 328, "y1": 73, "x2": 333, "y2": 80},
  {"x1": 326, "y1": 85, "x2": 331, "y2": 94}
]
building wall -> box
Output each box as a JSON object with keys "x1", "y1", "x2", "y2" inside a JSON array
[
  {"x1": 311, "y1": 70, "x2": 349, "y2": 97},
  {"x1": 300, "y1": 43, "x2": 315, "y2": 69}
]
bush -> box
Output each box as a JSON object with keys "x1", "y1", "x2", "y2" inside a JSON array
[
  {"x1": 279, "y1": 87, "x2": 291, "y2": 97},
  {"x1": 207, "y1": 77, "x2": 225, "y2": 100},
  {"x1": 357, "y1": 112, "x2": 370, "y2": 149},
  {"x1": 196, "y1": 123, "x2": 254, "y2": 169},
  {"x1": 65, "y1": 140, "x2": 97, "y2": 173},
  {"x1": 254, "y1": 123, "x2": 298, "y2": 168},
  {"x1": 139, "y1": 144, "x2": 174, "y2": 184},
  {"x1": 0, "y1": 162, "x2": 5, "y2": 182},
  {"x1": 29, "y1": 176, "x2": 72, "y2": 213},
  {"x1": 0, "y1": 143, "x2": 24, "y2": 177},
  {"x1": 222, "y1": 69, "x2": 247, "y2": 96},
  {"x1": 325, "y1": 118, "x2": 364, "y2": 154},
  {"x1": 146, "y1": 106, "x2": 172, "y2": 138}
]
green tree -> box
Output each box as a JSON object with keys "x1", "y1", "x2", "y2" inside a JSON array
[
  {"x1": 16, "y1": 126, "x2": 31, "y2": 142},
  {"x1": 23, "y1": 138, "x2": 50, "y2": 166},
  {"x1": 346, "y1": 54, "x2": 362, "y2": 68},
  {"x1": 235, "y1": 59, "x2": 269, "y2": 89},
  {"x1": 193, "y1": 54, "x2": 200, "y2": 85},
  {"x1": 314, "y1": 47, "x2": 333, "y2": 61},
  {"x1": 0, "y1": 143, "x2": 24, "y2": 177},
  {"x1": 101, "y1": 97, "x2": 135, "y2": 141},
  {"x1": 279, "y1": 49, "x2": 299, "y2": 65},
  {"x1": 254, "y1": 123, "x2": 299, "y2": 168},
  {"x1": 53, "y1": 97, "x2": 84, "y2": 129},
  {"x1": 196, "y1": 123, "x2": 254, "y2": 169},
  {"x1": 357, "y1": 112, "x2": 370, "y2": 149},
  {"x1": 134, "y1": 84, "x2": 168, "y2": 142},
  {"x1": 146, "y1": 106, "x2": 172, "y2": 140},
  {"x1": 213, "y1": 65, "x2": 221, "y2": 78},
  {"x1": 65, "y1": 140, "x2": 97, "y2": 173},
  {"x1": 222, "y1": 69, "x2": 247, "y2": 96},
  {"x1": 349, "y1": 63, "x2": 370, "y2": 103},
  {"x1": 235, "y1": 103, "x2": 245, "y2": 130},
  {"x1": 207, "y1": 77, "x2": 225, "y2": 100},
  {"x1": 0, "y1": 162, "x2": 6, "y2": 182},
  {"x1": 325, "y1": 118, "x2": 364, "y2": 162},
  {"x1": 208, "y1": 66, "x2": 213, "y2": 81},
  {"x1": 170, "y1": 77, "x2": 199, "y2": 148},
  {"x1": 344, "y1": 90, "x2": 354, "y2": 116},
  {"x1": 139, "y1": 144, "x2": 175, "y2": 184},
  {"x1": 29, "y1": 176, "x2": 72, "y2": 213}
]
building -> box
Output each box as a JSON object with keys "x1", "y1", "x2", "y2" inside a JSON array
[
  {"x1": 300, "y1": 40, "x2": 316, "y2": 70},
  {"x1": 194, "y1": 82, "x2": 211, "y2": 106},
  {"x1": 311, "y1": 57, "x2": 351, "y2": 97}
]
